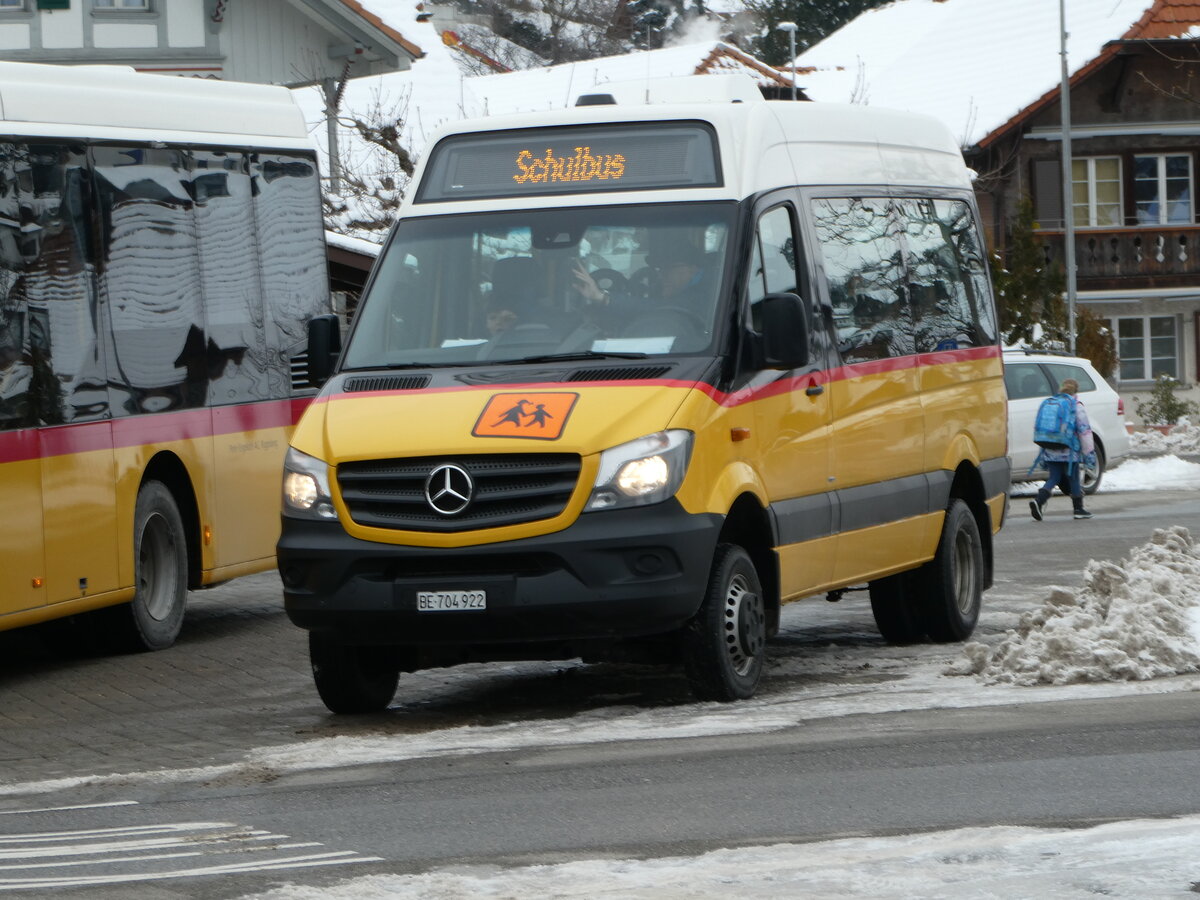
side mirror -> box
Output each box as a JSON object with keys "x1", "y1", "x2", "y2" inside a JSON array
[
  {"x1": 759, "y1": 292, "x2": 809, "y2": 370},
  {"x1": 306, "y1": 314, "x2": 342, "y2": 387}
]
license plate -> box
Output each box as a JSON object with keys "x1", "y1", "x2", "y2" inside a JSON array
[{"x1": 416, "y1": 590, "x2": 487, "y2": 612}]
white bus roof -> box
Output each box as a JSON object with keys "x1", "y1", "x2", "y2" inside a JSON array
[
  {"x1": 0, "y1": 61, "x2": 313, "y2": 151},
  {"x1": 403, "y1": 74, "x2": 972, "y2": 218}
]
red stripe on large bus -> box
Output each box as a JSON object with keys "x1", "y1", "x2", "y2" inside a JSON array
[{"x1": 0, "y1": 397, "x2": 312, "y2": 465}]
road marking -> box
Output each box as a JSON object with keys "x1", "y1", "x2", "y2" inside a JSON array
[
  {"x1": 0, "y1": 801, "x2": 139, "y2": 816},
  {"x1": 0, "y1": 821, "x2": 381, "y2": 891}
]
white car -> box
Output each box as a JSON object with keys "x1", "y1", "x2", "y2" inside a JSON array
[{"x1": 1004, "y1": 351, "x2": 1130, "y2": 494}]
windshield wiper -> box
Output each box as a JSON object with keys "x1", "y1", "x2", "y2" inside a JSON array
[{"x1": 495, "y1": 350, "x2": 650, "y2": 365}]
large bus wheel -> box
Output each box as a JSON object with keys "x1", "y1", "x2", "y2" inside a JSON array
[
  {"x1": 682, "y1": 544, "x2": 766, "y2": 701},
  {"x1": 309, "y1": 632, "x2": 400, "y2": 714},
  {"x1": 121, "y1": 481, "x2": 188, "y2": 651},
  {"x1": 868, "y1": 570, "x2": 926, "y2": 644},
  {"x1": 918, "y1": 499, "x2": 983, "y2": 643}
]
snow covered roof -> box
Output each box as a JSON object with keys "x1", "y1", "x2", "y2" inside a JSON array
[
  {"x1": 471, "y1": 41, "x2": 796, "y2": 117},
  {"x1": 331, "y1": 0, "x2": 424, "y2": 65},
  {"x1": 790, "y1": 0, "x2": 1178, "y2": 149}
]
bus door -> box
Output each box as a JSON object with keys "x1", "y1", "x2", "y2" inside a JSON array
[
  {"x1": 745, "y1": 198, "x2": 834, "y2": 597},
  {"x1": 811, "y1": 196, "x2": 927, "y2": 585}
]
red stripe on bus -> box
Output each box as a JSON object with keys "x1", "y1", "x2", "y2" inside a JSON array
[
  {"x1": 0, "y1": 397, "x2": 311, "y2": 465},
  {"x1": 316, "y1": 345, "x2": 999, "y2": 410}
]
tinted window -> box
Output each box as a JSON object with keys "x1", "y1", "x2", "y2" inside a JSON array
[
  {"x1": 903, "y1": 198, "x2": 997, "y2": 352},
  {"x1": 1004, "y1": 362, "x2": 1053, "y2": 399},
  {"x1": 0, "y1": 141, "x2": 100, "y2": 430},
  {"x1": 252, "y1": 153, "x2": 329, "y2": 395},
  {"x1": 193, "y1": 149, "x2": 273, "y2": 405},
  {"x1": 812, "y1": 197, "x2": 912, "y2": 363},
  {"x1": 1043, "y1": 362, "x2": 1096, "y2": 393},
  {"x1": 94, "y1": 145, "x2": 206, "y2": 414}
]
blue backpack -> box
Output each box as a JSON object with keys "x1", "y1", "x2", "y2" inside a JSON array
[{"x1": 1033, "y1": 393, "x2": 1079, "y2": 451}]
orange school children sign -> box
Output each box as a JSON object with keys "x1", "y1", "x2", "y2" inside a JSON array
[{"x1": 472, "y1": 392, "x2": 579, "y2": 440}]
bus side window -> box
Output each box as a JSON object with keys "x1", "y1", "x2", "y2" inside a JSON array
[
  {"x1": 748, "y1": 204, "x2": 798, "y2": 333},
  {"x1": 903, "y1": 198, "x2": 998, "y2": 353},
  {"x1": 812, "y1": 197, "x2": 913, "y2": 364},
  {"x1": 0, "y1": 142, "x2": 100, "y2": 427}
]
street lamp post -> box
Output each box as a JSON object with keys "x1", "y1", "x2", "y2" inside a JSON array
[
  {"x1": 777, "y1": 21, "x2": 798, "y2": 101},
  {"x1": 1060, "y1": 0, "x2": 1078, "y2": 354}
]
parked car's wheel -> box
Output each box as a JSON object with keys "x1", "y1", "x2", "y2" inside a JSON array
[
  {"x1": 310, "y1": 632, "x2": 400, "y2": 714},
  {"x1": 1082, "y1": 439, "x2": 1106, "y2": 495},
  {"x1": 682, "y1": 544, "x2": 767, "y2": 701},
  {"x1": 917, "y1": 499, "x2": 983, "y2": 643}
]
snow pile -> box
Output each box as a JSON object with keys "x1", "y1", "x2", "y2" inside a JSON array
[
  {"x1": 1104, "y1": 455, "x2": 1200, "y2": 491},
  {"x1": 949, "y1": 526, "x2": 1200, "y2": 685},
  {"x1": 1128, "y1": 423, "x2": 1200, "y2": 455}
]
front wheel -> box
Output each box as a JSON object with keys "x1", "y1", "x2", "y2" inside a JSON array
[
  {"x1": 310, "y1": 632, "x2": 400, "y2": 714},
  {"x1": 918, "y1": 499, "x2": 983, "y2": 643},
  {"x1": 682, "y1": 544, "x2": 767, "y2": 701}
]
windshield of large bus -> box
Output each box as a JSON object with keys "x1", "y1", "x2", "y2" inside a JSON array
[{"x1": 342, "y1": 202, "x2": 735, "y2": 369}]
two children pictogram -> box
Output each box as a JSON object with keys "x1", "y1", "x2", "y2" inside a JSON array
[{"x1": 473, "y1": 392, "x2": 578, "y2": 440}]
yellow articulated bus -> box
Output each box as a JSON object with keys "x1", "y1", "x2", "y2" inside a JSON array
[
  {"x1": 279, "y1": 74, "x2": 1009, "y2": 713},
  {"x1": 0, "y1": 62, "x2": 329, "y2": 650}
]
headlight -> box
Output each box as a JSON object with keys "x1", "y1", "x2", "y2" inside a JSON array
[
  {"x1": 282, "y1": 447, "x2": 337, "y2": 520},
  {"x1": 585, "y1": 430, "x2": 693, "y2": 511}
]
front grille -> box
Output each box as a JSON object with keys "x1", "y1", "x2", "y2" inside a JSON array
[{"x1": 337, "y1": 453, "x2": 582, "y2": 532}]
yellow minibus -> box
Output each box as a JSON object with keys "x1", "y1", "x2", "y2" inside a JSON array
[{"x1": 279, "y1": 75, "x2": 1009, "y2": 712}]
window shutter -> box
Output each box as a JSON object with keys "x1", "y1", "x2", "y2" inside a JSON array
[
  {"x1": 37, "y1": 0, "x2": 70, "y2": 8},
  {"x1": 1032, "y1": 159, "x2": 1063, "y2": 230}
]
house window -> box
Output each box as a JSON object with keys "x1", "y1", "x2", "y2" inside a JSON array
[
  {"x1": 0, "y1": 0, "x2": 27, "y2": 10},
  {"x1": 93, "y1": 0, "x2": 150, "y2": 9},
  {"x1": 1071, "y1": 157, "x2": 1121, "y2": 228},
  {"x1": 1115, "y1": 315, "x2": 1178, "y2": 381},
  {"x1": 1134, "y1": 154, "x2": 1193, "y2": 225}
]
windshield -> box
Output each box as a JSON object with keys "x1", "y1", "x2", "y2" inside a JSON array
[{"x1": 342, "y1": 203, "x2": 735, "y2": 369}]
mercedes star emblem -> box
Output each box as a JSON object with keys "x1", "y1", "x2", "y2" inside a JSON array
[{"x1": 424, "y1": 463, "x2": 474, "y2": 515}]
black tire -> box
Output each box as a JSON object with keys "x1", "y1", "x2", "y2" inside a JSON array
[
  {"x1": 917, "y1": 499, "x2": 983, "y2": 643},
  {"x1": 869, "y1": 570, "x2": 926, "y2": 644},
  {"x1": 310, "y1": 632, "x2": 400, "y2": 714},
  {"x1": 106, "y1": 481, "x2": 188, "y2": 652},
  {"x1": 1082, "y1": 440, "x2": 1106, "y2": 495},
  {"x1": 682, "y1": 544, "x2": 767, "y2": 701}
]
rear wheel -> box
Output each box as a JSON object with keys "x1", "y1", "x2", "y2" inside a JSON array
[
  {"x1": 309, "y1": 632, "x2": 400, "y2": 714},
  {"x1": 918, "y1": 499, "x2": 983, "y2": 643},
  {"x1": 1082, "y1": 440, "x2": 1106, "y2": 495},
  {"x1": 869, "y1": 570, "x2": 926, "y2": 644},
  {"x1": 104, "y1": 481, "x2": 188, "y2": 652},
  {"x1": 682, "y1": 544, "x2": 767, "y2": 701}
]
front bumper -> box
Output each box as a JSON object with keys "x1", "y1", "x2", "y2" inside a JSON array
[{"x1": 278, "y1": 500, "x2": 722, "y2": 649}]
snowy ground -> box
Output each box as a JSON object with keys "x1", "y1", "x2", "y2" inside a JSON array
[{"x1": 8, "y1": 456, "x2": 1200, "y2": 898}]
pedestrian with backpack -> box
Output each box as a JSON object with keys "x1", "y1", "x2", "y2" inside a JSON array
[{"x1": 1029, "y1": 377, "x2": 1097, "y2": 521}]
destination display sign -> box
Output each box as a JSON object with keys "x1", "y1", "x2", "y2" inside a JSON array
[{"x1": 415, "y1": 122, "x2": 721, "y2": 203}]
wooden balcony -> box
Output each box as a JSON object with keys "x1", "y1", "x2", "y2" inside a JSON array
[{"x1": 1034, "y1": 226, "x2": 1200, "y2": 290}]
